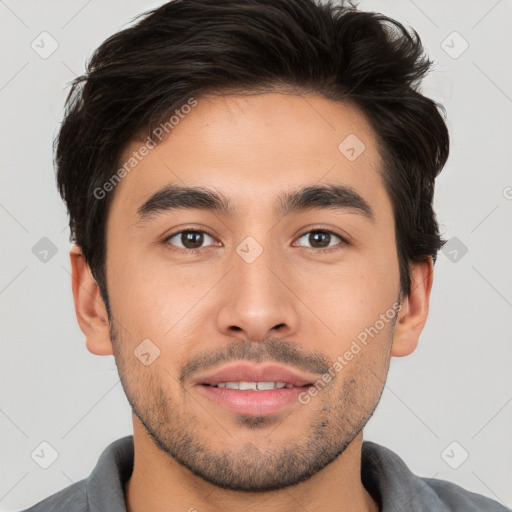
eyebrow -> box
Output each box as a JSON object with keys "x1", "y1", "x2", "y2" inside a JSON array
[{"x1": 135, "y1": 183, "x2": 374, "y2": 223}]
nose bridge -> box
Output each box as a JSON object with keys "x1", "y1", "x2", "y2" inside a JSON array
[
  {"x1": 232, "y1": 233, "x2": 284, "y2": 309},
  {"x1": 215, "y1": 232, "x2": 299, "y2": 340}
]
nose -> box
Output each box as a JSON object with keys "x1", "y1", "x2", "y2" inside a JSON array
[{"x1": 215, "y1": 243, "x2": 300, "y2": 342}]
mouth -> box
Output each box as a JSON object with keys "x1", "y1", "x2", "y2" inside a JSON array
[
  {"x1": 202, "y1": 381, "x2": 303, "y2": 390},
  {"x1": 197, "y1": 382, "x2": 313, "y2": 416},
  {"x1": 195, "y1": 362, "x2": 315, "y2": 388},
  {"x1": 194, "y1": 363, "x2": 317, "y2": 416}
]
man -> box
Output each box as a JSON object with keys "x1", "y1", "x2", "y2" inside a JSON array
[{"x1": 23, "y1": 0, "x2": 507, "y2": 510}]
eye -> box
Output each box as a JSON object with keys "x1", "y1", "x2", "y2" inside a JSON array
[
  {"x1": 165, "y1": 230, "x2": 217, "y2": 250},
  {"x1": 294, "y1": 229, "x2": 346, "y2": 251},
  {"x1": 164, "y1": 228, "x2": 347, "y2": 253}
]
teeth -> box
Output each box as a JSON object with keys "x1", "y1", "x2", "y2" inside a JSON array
[
  {"x1": 238, "y1": 381, "x2": 256, "y2": 390},
  {"x1": 215, "y1": 381, "x2": 294, "y2": 390},
  {"x1": 257, "y1": 382, "x2": 280, "y2": 390}
]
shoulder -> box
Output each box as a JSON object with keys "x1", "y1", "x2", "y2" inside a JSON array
[
  {"x1": 361, "y1": 441, "x2": 508, "y2": 511},
  {"x1": 19, "y1": 435, "x2": 134, "y2": 512},
  {"x1": 19, "y1": 479, "x2": 88, "y2": 512},
  {"x1": 425, "y1": 477, "x2": 509, "y2": 511}
]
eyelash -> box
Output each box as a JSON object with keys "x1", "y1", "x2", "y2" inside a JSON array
[{"x1": 163, "y1": 227, "x2": 348, "y2": 254}]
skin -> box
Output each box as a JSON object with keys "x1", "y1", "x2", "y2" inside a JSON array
[{"x1": 70, "y1": 92, "x2": 433, "y2": 512}]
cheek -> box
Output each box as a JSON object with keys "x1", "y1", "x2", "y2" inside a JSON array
[
  {"x1": 298, "y1": 257, "x2": 398, "y2": 344},
  {"x1": 107, "y1": 251, "x2": 220, "y2": 344}
]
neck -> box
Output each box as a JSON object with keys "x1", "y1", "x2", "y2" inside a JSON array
[{"x1": 124, "y1": 417, "x2": 378, "y2": 512}]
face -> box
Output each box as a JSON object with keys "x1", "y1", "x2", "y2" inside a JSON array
[{"x1": 105, "y1": 92, "x2": 402, "y2": 491}]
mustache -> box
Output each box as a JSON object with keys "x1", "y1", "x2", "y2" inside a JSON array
[{"x1": 179, "y1": 337, "x2": 331, "y2": 384}]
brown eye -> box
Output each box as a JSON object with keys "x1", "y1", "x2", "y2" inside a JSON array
[
  {"x1": 296, "y1": 230, "x2": 343, "y2": 250},
  {"x1": 166, "y1": 230, "x2": 215, "y2": 250}
]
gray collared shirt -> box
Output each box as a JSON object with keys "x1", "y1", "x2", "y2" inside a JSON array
[{"x1": 21, "y1": 435, "x2": 508, "y2": 511}]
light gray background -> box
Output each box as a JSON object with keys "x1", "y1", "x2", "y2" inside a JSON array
[{"x1": 1, "y1": 0, "x2": 511, "y2": 510}]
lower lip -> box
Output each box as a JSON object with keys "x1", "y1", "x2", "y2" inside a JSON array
[{"x1": 197, "y1": 384, "x2": 310, "y2": 416}]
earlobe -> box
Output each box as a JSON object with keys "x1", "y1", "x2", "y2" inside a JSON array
[
  {"x1": 391, "y1": 257, "x2": 434, "y2": 357},
  {"x1": 69, "y1": 245, "x2": 113, "y2": 356}
]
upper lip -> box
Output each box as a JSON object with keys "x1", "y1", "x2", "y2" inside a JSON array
[{"x1": 194, "y1": 363, "x2": 315, "y2": 387}]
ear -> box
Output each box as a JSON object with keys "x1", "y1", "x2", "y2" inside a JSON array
[
  {"x1": 391, "y1": 257, "x2": 434, "y2": 357},
  {"x1": 69, "y1": 245, "x2": 113, "y2": 356}
]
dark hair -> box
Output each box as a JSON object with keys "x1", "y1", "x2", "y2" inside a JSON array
[{"x1": 56, "y1": 0, "x2": 449, "y2": 317}]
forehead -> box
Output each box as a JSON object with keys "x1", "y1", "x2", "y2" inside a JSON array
[{"x1": 110, "y1": 92, "x2": 388, "y2": 223}]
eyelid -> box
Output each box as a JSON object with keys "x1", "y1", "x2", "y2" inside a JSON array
[
  {"x1": 293, "y1": 226, "x2": 349, "y2": 252},
  {"x1": 163, "y1": 227, "x2": 220, "y2": 251}
]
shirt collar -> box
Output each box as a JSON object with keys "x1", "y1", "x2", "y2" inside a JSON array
[
  {"x1": 361, "y1": 440, "x2": 447, "y2": 510},
  {"x1": 86, "y1": 435, "x2": 134, "y2": 512}
]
